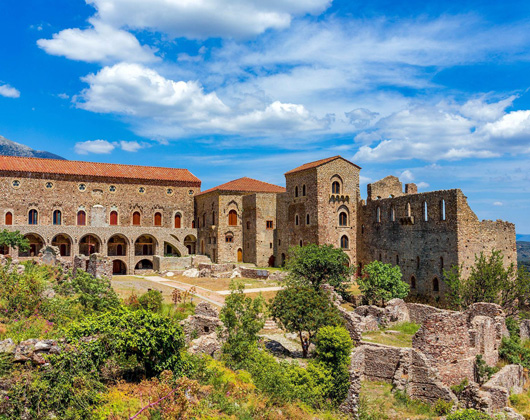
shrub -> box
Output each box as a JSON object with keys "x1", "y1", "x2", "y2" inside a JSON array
[
  {"x1": 446, "y1": 409, "x2": 493, "y2": 420},
  {"x1": 433, "y1": 398, "x2": 453, "y2": 415},
  {"x1": 475, "y1": 354, "x2": 497, "y2": 384},
  {"x1": 358, "y1": 261, "x2": 409, "y2": 305},
  {"x1": 68, "y1": 271, "x2": 120, "y2": 312},
  {"x1": 138, "y1": 289, "x2": 163, "y2": 312}
]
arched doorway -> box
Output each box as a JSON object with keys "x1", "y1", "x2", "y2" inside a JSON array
[
  {"x1": 51, "y1": 234, "x2": 72, "y2": 257},
  {"x1": 165, "y1": 242, "x2": 181, "y2": 257},
  {"x1": 19, "y1": 234, "x2": 44, "y2": 257},
  {"x1": 268, "y1": 255, "x2": 275, "y2": 267},
  {"x1": 184, "y1": 235, "x2": 196, "y2": 254},
  {"x1": 108, "y1": 235, "x2": 128, "y2": 256},
  {"x1": 135, "y1": 235, "x2": 156, "y2": 256},
  {"x1": 112, "y1": 260, "x2": 127, "y2": 275},
  {"x1": 79, "y1": 235, "x2": 101, "y2": 256},
  {"x1": 135, "y1": 259, "x2": 153, "y2": 271},
  {"x1": 237, "y1": 248, "x2": 243, "y2": 263}
]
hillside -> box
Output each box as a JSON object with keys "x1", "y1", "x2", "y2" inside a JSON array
[
  {"x1": 518, "y1": 241, "x2": 530, "y2": 270},
  {"x1": 0, "y1": 135, "x2": 65, "y2": 160}
]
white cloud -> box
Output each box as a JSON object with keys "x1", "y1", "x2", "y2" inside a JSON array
[
  {"x1": 74, "y1": 139, "x2": 115, "y2": 154},
  {"x1": 0, "y1": 84, "x2": 20, "y2": 98},
  {"x1": 37, "y1": 18, "x2": 157, "y2": 63},
  {"x1": 86, "y1": 0, "x2": 331, "y2": 40},
  {"x1": 493, "y1": 201, "x2": 503, "y2": 206},
  {"x1": 459, "y1": 96, "x2": 516, "y2": 122},
  {"x1": 400, "y1": 169, "x2": 414, "y2": 182},
  {"x1": 119, "y1": 140, "x2": 143, "y2": 152},
  {"x1": 346, "y1": 108, "x2": 379, "y2": 128},
  {"x1": 416, "y1": 182, "x2": 429, "y2": 190},
  {"x1": 483, "y1": 110, "x2": 530, "y2": 140}
]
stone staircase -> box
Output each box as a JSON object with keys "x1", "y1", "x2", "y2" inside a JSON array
[{"x1": 263, "y1": 319, "x2": 278, "y2": 330}]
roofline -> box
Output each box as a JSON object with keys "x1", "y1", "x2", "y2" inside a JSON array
[{"x1": 284, "y1": 155, "x2": 361, "y2": 175}]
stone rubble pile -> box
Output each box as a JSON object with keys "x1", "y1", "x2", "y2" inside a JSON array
[{"x1": 180, "y1": 302, "x2": 225, "y2": 359}]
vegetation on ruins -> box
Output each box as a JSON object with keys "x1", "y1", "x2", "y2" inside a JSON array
[
  {"x1": 443, "y1": 250, "x2": 530, "y2": 314},
  {"x1": 270, "y1": 285, "x2": 342, "y2": 358},
  {"x1": 0, "y1": 229, "x2": 29, "y2": 252},
  {"x1": 285, "y1": 244, "x2": 353, "y2": 297},
  {"x1": 357, "y1": 260, "x2": 409, "y2": 305}
]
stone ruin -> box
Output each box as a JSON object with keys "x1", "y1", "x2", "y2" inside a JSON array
[
  {"x1": 180, "y1": 302, "x2": 225, "y2": 359},
  {"x1": 335, "y1": 295, "x2": 527, "y2": 418}
]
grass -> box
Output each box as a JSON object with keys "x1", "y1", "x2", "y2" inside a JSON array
[
  {"x1": 362, "y1": 322, "x2": 421, "y2": 348},
  {"x1": 164, "y1": 274, "x2": 281, "y2": 291},
  {"x1": 509, "y1": 390, "x2": 530, "y2": 417},
  {"x1": 246, "y1": 290, "x2": 279, "y2": 302},
  {"x1": 348, "y1": 282, "x2": 362, "y2": 296},
  {"x1": 359, "y1": 381, "x2": 443, "y2": 419}
]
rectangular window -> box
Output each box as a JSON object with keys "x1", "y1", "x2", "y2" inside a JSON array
[{"x1": 266, "y1": 220, "x2": 274, "y2": 229}]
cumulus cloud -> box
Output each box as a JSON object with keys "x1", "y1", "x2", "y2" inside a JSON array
[
  {"x1": 119, "y1": 140, "x2": 143, "y2": 152},
  {"x1": 37, "y1": 18, "x2": 157, "y2": 63},
  {"x1": 346, "y1": 108, "x2": 379, "y2": 128},
  {"x1": 493, "y1": 201, "x2": 503, "y2": 206},
  {"x1": 417, "y1": 182, "x2": 429, "y2": 190},
  {"x1": 74, "y1": 139, "x2": 115, "y2": 154},
  {"x1": 85, "y1": 0, "x2": 331, "y2": 39},
  {"x1": 0, "y1": 84, "x2": 20, "y2": 98},
  {"x1": 400, "y1": 169, "x2": 414, "y2": 182}
]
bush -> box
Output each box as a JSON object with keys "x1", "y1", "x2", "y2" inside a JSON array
[
  {"x1": 475, "y1": 354, "x2": 497, "y2": 384},
  {"x1": 358, "y1": 261, "x2": 409, "y2": 305},
  {"x1": 446, "y1": 409, "x2": 493, "y2": 420},
  {"x1": 68, "y1": 271, "x2": 120, "y2": 312},
  {"x1": 138, "y1": 289, "x2": 163, "y2": 312},
  {"x1": 433, "y1": 398, "x2": 453, "y2": 415}
]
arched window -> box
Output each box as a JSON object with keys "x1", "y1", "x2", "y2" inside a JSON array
[
  {"x1": 133, "y1": 211, "x2": 141, "y2": 226},
  {"x1": 154, "y1": 212, "x2": 162, "y2": 226},
  {"x1": 174, "y1": 213, "x2": 181, "y2": 228},
  {"x1": 77, "y1": 210, "x2": 86, "y2": 226},
  {"x1": 28, "y1": 209, "x2": 38, "y2": 225},
  {"x1": 110, "y1": 211, "x2": 118, "y2": 226},
  {"x1": 440, "y1": 256, "x2": 444, "y2": 271},
  {"x1": 246, "y1": 221, "x2": 251, "y2": 229},
  {"x1": 302, "y1": 185, "x2": 306, "y2": 196},
  {"x1": 339, "y1": 212, "x2": 348, "y2": 226},
  {"x1": 225, "y1": 234, "x2": 234, "y2": 243},
  {"x1": 411, "y1": 276, "x2": 416, "y2": 289},
  {"x1": 440, "y1": 199, "x2": 446, "y2": 221},
  {"x1": 396, "y1": 254, "x2": 399, "y2": 266},
  {"x1": 340, "y1": 235, "x2": 349, "y2": 249},
  {"x1": 5, "y1": 212, "x2": 13, "y2": 225},
  {"x1": 390, "y1": 206, "x2": 396, "y2": 222},
  {"x1": 53, "y1": 210, "x2": 62, "y2": 225},
  {"x1": 295, "y1": 186, "x2": 299, "y2": 197},
  {"x1": 433, "y1": 277, "x2": 439, "y2": 292},
  {"x1": 192, "y1": 220, "x2": 195, "y2": 228},
  {"x1": 376, "y1": 207, "x2": 381, "y2": 223},
  {"x1": 379, "y1": 253, "x2": 382, "y2": 261},
  {"x1": 212, "y1": 211, "x2": 215, "y2": 225},
  {"x1": 332, "y1": 181, "x2": 340, "y2": 194},
  {"x1": 295, "y1": 214, "x2": 299, "y2": 226},
  {"x1": 361, "y1": 224, "x2": 365, "y2": 234},
  {"x1": 417, "y1": 256, "x2": 420, "y2": 269},
  {"x1": 202, "y1": 213, "x2": 206, "y2": 227},
  {"x1": 406, "y1": 202, "x2": 411, "y2": 217},
  {"x1": 299, "y1": 240, "x2": 303, "y2": 247},
  {"x1": 423, "y1": 201, "x2": 428, "y2": 221},
  {"x1": 228, "y1": 210, "x2": 237, "y2": 226},
  {"x1": 306, "y1": 214, "x2": 310, "y2": 225}
]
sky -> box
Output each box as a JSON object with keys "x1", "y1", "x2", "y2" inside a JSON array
[{"x1": 1, "y1": 0, "x2": 530, "y2": 233}]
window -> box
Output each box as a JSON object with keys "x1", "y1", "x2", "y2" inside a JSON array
[
  {"x1": 411, "y1": 276, "x2": 416, "y2": 289},
  {"x1": 332, "y1": 181, "x2": 340, "y2": 194},
  {"x1": 340, "y1": 235, "x2": 349, "y2": 249},
  {"x1": 361, "y1": 224, "x2": 365, "y2": 234},
  {"x1": 270, "y1": 242, "x2": 273, "y2": 249},
  {"x1": 77, "y1": 210, "x2": 86, "y2": 226},
  {"x1": 12, "y1": 180, "x2": 20, "y2": 188},
  {"x1": 433, "y1": 277, "x2": 439, "y2": 292},
  {"x1": 376, "y1": 207, "x2": 381, "y2": 223},
  {"x1": 212, "y1": 211, "x2": 215, "y2": 225},
  {"x1": 406, "y1": 202, "x2": 411, "y2": 217},
  {"x1": 295, "y1": 215, "x2": 299, "y2": 226},
  {"x1": 423, "y1": 201, "x2": 428, "y2": 221},
  {"x1": 379, "y1": 253, "x2": 382, "y2": 261},
  {"x1": 396, "y1": 254, "x2": 399, "y2": 266},
  {"x1": 174, "y1": 214, "x2": 181, "y2": 228},
  {"x1": 45, "y1": 182, "x2": 53, "y2": 189},
  {"x1": 339, "y1": 212, "x2": 348, "y2": 226},
  {"x1": 246, "y1": 221, "x2": 251, "y2": 229},
  {"x1": 192, "y1": 220, "x2": 195, "y2": 228},
  {"x1": 299, "y1": 240, "x2": 303, "y2": 247},
  {"x1": 28, "y1": 209, "x2": 38, "y2": 225},
  {"x1": 53, "y1": 210, "x2": 62, "y2": 225},
  {"x1": 154, "y1": 212, "x2": 162, "y2": 226},
  {"x1": 225, "y1": 235, "x2": 234, "y2": 243},
  {"x1": 302, "y1": 185, "x2": 306, "y2": 196},
  {"x1": 133, "y1": 211, "x2": 141, "y2": 226},
  {"x1": 202, "y1": 213, "x2": 206, "y2": 227},
  {"x1": 390, "y1": 206, "x2": 396, "y2": 222},
  {"x1": 138, "y1": 187, "x2": 146, "y2": 194},
  {"x1": 188, "y1": 190, "x2": 194, "y2": 195},
  {"x1": 440, "y1": 256, "x2": 444, "y2": 271},
  {"x1": 417, "y1": 256, "x2": 420, "y2": 269},
  {"x1": 306, "y1": 214, "x2": 310, "y2": 225},
  {"x1": 109, "y1": 185, "x2": 116, "y2": 192},
  {"x1": 295, "y1": 186, "x2": 299, "y2": 197},
  {"x1": 5, "y1": 212, "x2": 13, "y2": 225},
  {"x1": 228, "y1": 210, "x2": 237, "y2": 226},
  {"x1": 440, "y1": 199, "x2": 446, "y2": 221},
  {"x1": 266, "y1": 220, "x2": 273, "y2": 229},
  {"x1": 166, "y1": 188, "x2": 173, "y2": 195},
  {"x1": 110, "y1": 211, "x2": 118, "y2": 226},
  {"x1": 78, "y1": 183, "x2": 86, "y2": 191}
]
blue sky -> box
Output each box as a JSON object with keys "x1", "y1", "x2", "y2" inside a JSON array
[{"x1": 1, "y1": 0, "x2": 530, "y2": 232}]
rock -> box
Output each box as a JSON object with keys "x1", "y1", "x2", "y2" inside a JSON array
[
  {"x1": 188, "y1": 332, "x2": 222, "y2": 358},
  {"x1": 230, "y1": 267, "x2": 242, "y2": 279},
  {"x1": 520, "y1": 319, "x2": 530, "y2": 341},
  {"x1": 195, "y1": 302, "x2": 219, "y2": 318},
  {"x1": 34, "y1": 340, "x2": 54, "y2": 352},
  {"x1": 199, "y1": 268, "x2": 211, "y2": 278},
  {"x1": 264, "y1": 339, "x2": 292, "y2": 357},
  {"x1": 166, "y1": 272, "x2": 175, "y2": 277},
  {"x1": 0, "y1": 339, "x2": 15, "y2": 354},
  {"x1": 503, "y1": 407, "x2": 524, "y2": 419},
  {"x1": 269, "y1": 271, "x2": 288, "y2": 282},
  {"x1": 385, "y1": 298, "x2": 410, "y2": 324},
  {"x1": 183, "y1": 268, "x2": 200, "y2": 278}
]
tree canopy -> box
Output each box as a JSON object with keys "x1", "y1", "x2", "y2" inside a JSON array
[
  {"x1": 0, "y1": 229, "x2": 29, "y2": 252},
  {"x1": 357, "y1": 260, "x2": 409, "y2": 305}
]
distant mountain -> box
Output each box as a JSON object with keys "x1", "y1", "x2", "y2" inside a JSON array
[
  {"x1": 518, "y1": 241, "x2": 530, "y2": 271},
  {"x1": 517, "y1": 234, "x2": 530, "y2": 242},
  {"x1": 0, "y1": 135, "x2": 65, "y2": 160}
]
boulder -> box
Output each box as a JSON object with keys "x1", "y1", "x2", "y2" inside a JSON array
[
  {"x1": 0, "y1": 339, "x2": 15, "y2": 354},
  {"x1": 195, "y1": 302, "x2": 219, "y2": 318},
  {"x1": 183, "y1": 268, "x2": 200, "y2": 278},
  {"x1": 188, "y1": 332, "x2": 222, "y2": 358}
]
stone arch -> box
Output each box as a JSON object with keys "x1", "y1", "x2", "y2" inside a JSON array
[
  {"x1": 154, "y1": 211, "x2": 163, "y2": 227},
  {"x1": 112, "y1": 259, "x2": 127, "y2": 275},
  {"x1": 52, "y1": 209, "x2": 62, "y2": 225},
  {"x1": 79, "y1": 234, "x2": 102, "y2": 256},
  {"x1": 184, "y1": 235, "x2": 196, "y2": 254},
  {"x1": 28, "y1": 208, "x2": 38, "y2": 225},
  {"x1": 52, "y1": 234, "x2": 73, "y2": 257},
  {"x1": 4, "y1": 211, "x2": 13, "y2": 226},
  {"x1": 237, "y1": 248, "x2": 243, "y2": 262},
  {"x1": 228, "y1": 209, "x2": 238, "y2": 226},
  {"x1": 331, "y1": 174, "x2": 343, "y2": 194},
  {"x1": 20, "y1": 233, "x2": 45, "y2": 257},
  {"x1": 135, "y1": 234, "x2": 157, "y2": 256},
  {"x1": 135, "y1": 259, "x2": 153, "y2": 271},
  {"x1": 108, "y1": 234, "x2": 128, "y2": 256},
  {"x1": 174, "y1": 212, "x2": 182, "y2": 228},
  {"x1": 132, "y1": 211, "x2": 141, "y2": 226},
  {"x1": 77, "y1": 210, "x2": 87, "y2": 226},
  {"x1": 164, "y1": 242, "x2": 181, "y2": 256},
  {"x1": 340, "y1": 235, "x2": 349, "y2": 249}
]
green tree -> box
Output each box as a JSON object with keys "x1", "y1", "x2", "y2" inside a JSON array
[
  {"x1": 219, "y1": 280, "x2": 266, "y2": 366},
  {"x1": 138, "y1": 289, "x2": 163, "y2": 312},
  {"x1": 69, "y1": 270, "x2": 120, "y2": 312},
  {"x1": 285, "y1": 244, "x2": 353, "y2": 296},
  {"x1": 358, "y1": 260, "x2": 409, "y2": 305},
  {"x1": 270, "y1": 285, "x2": 342, "y2": 358},
  {"x1": 444, "y1": 250, "x2": 530, "y2": 314},
  {"x1": 315, "y1": 325, "x2": 353, "y2": 404},
  {"x1": 0, "y1": 229, "x2": 29, "y2": 252}
]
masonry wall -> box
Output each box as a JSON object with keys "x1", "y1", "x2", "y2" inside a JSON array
[{"x1": 194, "y1": 192, "x2": 220, "y2": 262}]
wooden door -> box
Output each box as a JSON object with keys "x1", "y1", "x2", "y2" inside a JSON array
[{"x1": 237, "y1": 248, "x2": 243, "y2": 262}]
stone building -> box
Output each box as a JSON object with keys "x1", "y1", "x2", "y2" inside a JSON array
[{"x1": 0, "y1": 154, "x2": 516, "y2": 299}]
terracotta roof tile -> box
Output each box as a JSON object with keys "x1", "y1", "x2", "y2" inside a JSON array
[
  {"x1": 285, "y1": 155, "x2": 361, "y2": 175},
  {"x1": 198, "y1": 177, "x2": 285, "y2": 196},
  {"x1": 0, "y1": 155, "x2": 201, "y2": 185}
]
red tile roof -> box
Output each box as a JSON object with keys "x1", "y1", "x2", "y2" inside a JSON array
[
  {"x1": 0, "y1": 155, "x2": 201, "y2": 185},
  {"x1": 198, "y1": 177, "x2": 286, "y2": 196},
  {"x1": 285, "y1": 155, "x2": 361, "y2": 175}
]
